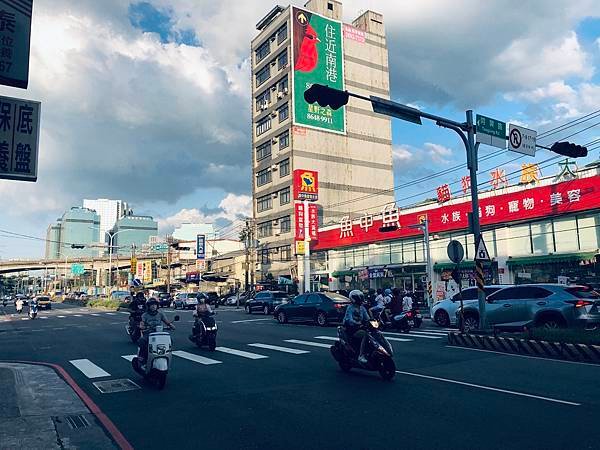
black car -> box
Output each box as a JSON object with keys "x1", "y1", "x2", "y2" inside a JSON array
[
  {"x1": 274, "y1": 292, "x2": 351, "y2": 326},
  {"x1": 202, "y1": 292, "x2": 219, "y2": 306},
  {"x1": 245, "y1": 291, "x2": 290, "y2": 315},
  {"x1": 157, "y1": 292, "x2": 172, "y2": 307}
]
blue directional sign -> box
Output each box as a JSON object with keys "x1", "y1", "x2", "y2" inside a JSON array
[{"x1": 196, "y1": 234, "x2": 206, "y2": 260}]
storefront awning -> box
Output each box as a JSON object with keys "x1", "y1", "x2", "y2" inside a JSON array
[
  {"x1": 332, "y1": 270, "x2": 357, "y2": 278},
  {"x1": 434, "y1": 261, "x2": 476, "y2": 271},
  {"x1": 506, "y1": 252, "x2": 598, "y2": 266}
]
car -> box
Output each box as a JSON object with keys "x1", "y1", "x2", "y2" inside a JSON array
[
  {"x1": 274, "y1": 292, "x2": 351, "y2": 326},
  {"x1": 245, "y1": 291, "x2": 290, "y2": 315},
  {"x1": 457, "y1": 284, "x2": 600, "y2": 331},
  {"x1": 110, "y1": 291, "x2": 130, "y2": 302},
  {"x1": 35, "y1": 295, "x2": 52, "y2": 310},
  {"x1": 225, "y1": 296, "x2": 240, "y2": 306},
  {"x1": 172, "y1": 293, "x2": 199, "y2": 310},
  {"x1": 157, "y1": 292, "x2": 172, "y2": 307},
  {"x1": 201, "y1": 292, "x2": 219, "y2": 306},
  {"x1": 431, "y1": 285, "x2": 505, "y2": 327}
]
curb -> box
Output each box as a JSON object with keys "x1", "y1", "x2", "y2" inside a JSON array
[
  {"x1": 4, "y1": 360, "x2": 134, "y2": 450},
  {"x1": 447, "y1": 332, "x2": 600, "y2": 364}
]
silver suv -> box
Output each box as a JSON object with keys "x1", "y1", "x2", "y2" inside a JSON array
[{"x1": 458, "y1": 284, "x2": 600, "y2": 331}]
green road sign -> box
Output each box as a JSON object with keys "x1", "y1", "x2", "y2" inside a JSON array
[
  {"x1": 71, "y1": 264, "x2": 85, "y2": 276},
  {"x1": 152, "y1": 244, "x2": 169, "y2": 252},
  {"x1": 476, "y1": 114, "x2": 506, "y2": 149}
]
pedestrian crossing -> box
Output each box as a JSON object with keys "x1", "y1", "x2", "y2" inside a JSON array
[{"x1": 0, "y1": 310, "x2": 132, "y2": 323}]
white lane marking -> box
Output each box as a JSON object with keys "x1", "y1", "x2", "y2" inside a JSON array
[
  {"x1": 410, "y1": 330, "x2": 448, "y2": 336},
  {"x1": 121, "y1": 355, "x2": 136, "y2": 362},
  {"x1": 104, "y1": 313, "x2": 117, "y2": 316},
  {"x1": 78, "y1": 309, "x2": 88, "y2": 312},
  {"x1": 284, "y1": 339, "x2": 331, "y2": 349},
  {"x1": 20, "y1": 318, "x2": 28, "y2": 321},
  {"x1": 118, "y1": 311, "x2": 129, "y2": 315},
  {"x1": 57, "y1": 315, "x2": 66, "y2": 318},
  {"x1": 52, "y1": 327, "x2": 66, "y2": 331},
  {"x1": 40, "y1": 317, "x2": 48, "y2": 320},
  {"x1": 69, "y1": 359, "x2": 111, "y2": 379},
  {"x1": 63, "y1": 310, "x2": 74, "y2": 314},
  {"x1": 385, "y1": 336, "x2": 413, "y2": 343},
  {"x1": 215, "y1": 347, "x2": 268, "y2": 359},
  {"x1": 314, "y1": 336, "x2": 338, "y2": 341},
  {"x1": 172, "y1": 350, "x2": 222, "y2": 365},
  {"x1": 90, "y1": 314, "x2": 100, "y2": 317},
  {"x1": 73, "y1": 315, "x2": 83, "y2": 317},
  {"x1": 230, "y1": 318, "x2": 273, "y2": 324},
  {"x1": 395, "y1": 370, "x2": 581, "y2": 406},
  {"x1": 446, "y1": 346, "x2": 600, "y2": 368},
  {"x1": 30, "y1": 329, "x2": 43, "y2": 332},
  {"x1": 248, "y1": 343, "x2": 309, "y2": 354},
  {"x1": 384, "y1": 331, "x2": 441, "y2": 339}
]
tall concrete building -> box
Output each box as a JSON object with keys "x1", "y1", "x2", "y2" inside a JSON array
[
  {"x1": 58, "y1": 207, "x2": 101, "y2": 258},
  {"x1": 45, "y1": 221, "x2": 62, "y2": 259},
  {"x1": 112, "y1": 215, "x2": 158, "y2": 255},
  {"x1": 251, "y1": 0, "x2": 395, "y2": 279},
  {"x1": 83, "y1": 198, "x2": 130, "y2": 240}
]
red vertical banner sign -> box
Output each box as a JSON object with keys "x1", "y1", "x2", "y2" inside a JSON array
[
  {"x1": 295, "y1": 202, "x2": 306, "y2": 240},
  {"x1": 295, "y1": 202, "x2": 319, "y2": 240}
]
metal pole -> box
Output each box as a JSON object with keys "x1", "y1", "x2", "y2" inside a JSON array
[
  {"x1": 465, "y1": 110, "x2": 488, "y2": 330},
  {"x1": 424, "y1": 219, "x2": 433, "y2": 309},
  {"x1": 303, "y1": 200, "x2": 311, "y2": 293},
  {"x1": 108, "y1": 234, "x2": 113, "y2": 290}
]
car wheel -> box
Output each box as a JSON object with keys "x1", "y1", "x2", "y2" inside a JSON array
[
  {"x1": 245, "y1": 305, "x2": 251, "y2": 314},
  {"x1": 463, "y1": 315, "x2": 479, "y2": 333},
  {"x1": 434, "y1": 310, "x2": 450, "y2": 327},
  {"x1": 277, "y1": 311, "x2": 287, "y2": 324},
  {"x1": 316, "y1": 311, "x2": 328, "y2": 327},
  {"x1": 537, "y1": 316, "x2": 566, "y2": 329},
  {"x1": 263, "y1": 305, "x2": 269, "y2": 315}
]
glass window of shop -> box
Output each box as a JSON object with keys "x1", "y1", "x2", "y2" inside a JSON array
[
  {"x1": 531, "y1": 221, "x2": 554, "y2": 254},
  {"x1": 481, "y1": 230, "x2": 497, "y2": 258},
  {"x1": 403, "y1": 239, "x2": 416, "y2": 263},
  {"x1": 415, "y1": 240, "x2": 425, "y2": 263},
  {"x1": 353, "y1": 246, "x2": 367, "y2": 267},
  {"x1": 369, "y1": 243, "x2": 390, "y2": 266},
  {"x1": 390, "y1": 242, "x2": 403, "y2": 264},
  {"x1": 577, "y1": 213, "x2": 600, "y2": 250},
  {"x1": 551, "y1": 218, "x2": 576, "y2": 253},
  {"x1": 507, "y1": 224, "x2": 531, "y2": 256},
  {"x1": 430, "y1": 236, "x2": 450, "y2": 262}
]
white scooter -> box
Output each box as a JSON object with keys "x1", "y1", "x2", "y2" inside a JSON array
[
  {"x1": 132, "y1": 315, "x2": 180, "y2": 389},
  {"x1": 28, "y1": 302, "x2": 38, "y2": 320}
]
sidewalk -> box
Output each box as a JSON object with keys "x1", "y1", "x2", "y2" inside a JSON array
[{"x1": 0, "y1": 362, "x2": 120, "y2": 450}]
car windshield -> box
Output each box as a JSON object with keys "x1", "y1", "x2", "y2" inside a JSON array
[
  {"x1": 325, "y1": 293, "x2": 351, "y2": 303},
  {"x1": 37, "y1": 297, "x2": 49, "y2": 301},
  {"x1": 273, "y1": 293, "x2": 289, "y2": 299},
  {"x1": 566, "y1": 287, "x2": 600, "y2": 299}
]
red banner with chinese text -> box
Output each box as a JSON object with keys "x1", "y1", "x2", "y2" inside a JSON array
[{"x1": 295, "y1": 202, "x2": 319, "y2": 241}]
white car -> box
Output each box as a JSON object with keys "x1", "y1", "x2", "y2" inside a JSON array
[
  {"x1": 173, "y1": 293, "x2": 199, "y2": 309},
  {"x1": 430, "y1": 285, "x2": 505, "y2": 327}
]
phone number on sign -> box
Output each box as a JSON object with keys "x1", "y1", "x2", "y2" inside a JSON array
[{"x1": 306, "y1": 113, "x2": 333, "y2": 124}]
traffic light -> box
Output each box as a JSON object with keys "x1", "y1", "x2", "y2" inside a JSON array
[
  {"x1": 550, "y1": 142, "x2": 588, "y2": 158},
  {"x1": 304, "y1": 84, "x2": 349, "y2": 110},
  {"x1": 71, "y1": 244, "x2": 85, "y2": 249}
]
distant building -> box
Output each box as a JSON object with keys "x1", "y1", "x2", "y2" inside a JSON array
[
  {"x1": 172, "y1": 223, "x2": 217, "y2": 242},
  {"x1": 45, "y1": 221, "x2": 62, "y2": 259},
  {"x1": 112, "y1": 215, "x2": 158, "y2": 255},
  {"x1": 59, "y1": 207, "x2": 101, "y2": 258},
  {"x1": 83, "y1": 198, "x2": 130, "y2": 242}
]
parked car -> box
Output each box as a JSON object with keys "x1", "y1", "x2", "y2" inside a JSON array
[
  {"x1": 201, "y1": 292, "x2": 219, "y2": 306},
  {"x1": 245, "y1": 291, "x2": 290, "y2": 315},
  {"x1": 157, "y1": 292, "x2": 172, "y2": 307},
  {"x1": 274, "y1": 292, "x2": 352, "y2": 326},
  {"x1": 457, "y1": 284, "x2": 600, "y2": 331},
  {"x1": 431, "y1": 285, "x2": 505, "y2": 327},
  {"x1": 110, "y1": 291, "x2": 130, "y2": 302},
  {"x1": 35, "y1": 295, "x2": 52, "y2": 310},
  {"x1": 172, "y1": 292, "x2": 200, "y2": 310}
]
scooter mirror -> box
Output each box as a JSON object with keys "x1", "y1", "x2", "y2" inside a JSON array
[{"x1": 174, "y1": 315, "x2": 180, "y2": 321}]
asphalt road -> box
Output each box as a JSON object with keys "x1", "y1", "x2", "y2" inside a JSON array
[{"x1": 1, "y1": 302, "x2": 600, "y2": 450}]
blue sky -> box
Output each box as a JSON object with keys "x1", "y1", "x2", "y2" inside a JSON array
[{"x1": 0, "y1": 0, "x2": 598, "y2": 259}]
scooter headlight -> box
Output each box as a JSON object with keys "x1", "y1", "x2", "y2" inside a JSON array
[{"x1": 154, "y1": 344, "x2": 167, "y2": 355}]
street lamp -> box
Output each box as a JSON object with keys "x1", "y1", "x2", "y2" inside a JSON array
[{"x1": 89, "y1": 227, "x2": 136, "y2": 290}]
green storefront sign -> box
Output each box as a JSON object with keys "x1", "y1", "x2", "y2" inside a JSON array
[{"x1": 291, "y1": 7, "x2": 345, "y2": 134}]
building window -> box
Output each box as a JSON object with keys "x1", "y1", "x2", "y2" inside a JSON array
[
  {"x1": 256, "y1": 168, "x2": 272, "y2": 187},
  {"x1": 279, "y1": 186, "x2": 290, "y2": 205},
  {"x1": 257, "y1": 195, "x2": 273, "y2": 213},
  {"x1": 256, "y1": 141, "x2": 272, "y2": 161},
  {"x1": 255, "y1": 90, "x2": 270, "y2": 112},
  {"x1": 256, "y1": 116, "x2": 272, "y2": 136},
  {"x1": 280, "y1": 216, "x2": 291, "y2": 233},
  {"x1": 278, "y1": 103, "x2": 289, "y2": 122},
  {"x1": 279, "y1": 158, "x2": 290, "y2": 177},
  {"x1": 278, "y1": 76, "x2": 288, "y2": 93},
  {"x1": 279, "y1": 130, "x2": 289, "y2": 149},
  {"x1": 255, "y1": 65, "x2": 270, "y2": 87},
  {"x1": 277, "y1": 50, "x2": 288, "y2": 70},
  {"x1": 327, "y1": 2, "x2": 334, "y2": 11},
  {"x1": 258, "y1": 221, "x2": 273, "y2": 238},
  {"x1": 277, "y1": 23, "x2": 288, "y2": 44},
  {"x1": 280, "y1": 245, "x2": 292, "y2": 261},
  {"x1": 260, "y1": 249, "x2": 271, "y2": 264},
  {"x1": 255, "y1": 41, "x2": 270, "y2": 63}
]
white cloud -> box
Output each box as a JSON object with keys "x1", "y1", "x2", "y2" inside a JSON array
[
  {"x1": 424, "y1": 143, "x2": 453, "y2": 164},
  {"x1": 392, "y1": 145, "x2": 413, "y2": 161}
]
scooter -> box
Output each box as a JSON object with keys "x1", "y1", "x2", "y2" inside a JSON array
[
  {"x1": 28, "y1": 302, "x2": 38, "y2": 320},
  {"x1": 330, "y1": 320, "x2": 396, "y2": 381},
  {"x1": 132, "y1": 315, "x2": 180, "y2": 389},
  {"x1": 411, "y1": 307, "x2": 423, "y2": 328},
  {"x1": 126, "y1": 313, "x2": 143, "y2": 343},
  {"x1": 388, "y1": 310, "x2": 414, "y2": 333},
  {"x1": 189, "y1": 312, "x2": 217, "y2": 351}
]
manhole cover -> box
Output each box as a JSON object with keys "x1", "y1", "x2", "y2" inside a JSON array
[{"x1": 93, "y1": 378, "x2": 140, "y2": 394}]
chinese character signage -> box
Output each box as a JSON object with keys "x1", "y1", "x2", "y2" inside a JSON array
[
  {"x1": 368, "y1": 268, "x2": 386, "y2": 279},
  {"x1": 0, "y1": 95, "x2": 40, "y2": 182},
  {"x1": 293, "y1": 169, "x2": 319, "y2": 201},
  {"x1": 143, "y1": 261, "x2": 152, "y2": 283},
  {"x1": 0, "y1": 1, "x2": 32, "y2": 89},
  {"x1": 342, "y1": 24, "x2": 365, "y2": 43},
  {"x1": 294, "y1": 202, "x2": 319, "y2": 241},
  {"x1": 436, "y1": 184, "x2": 451, "y2": 203},
  {"x1": 291, "y1": 7, "x2": 345, "y2": 134},
  {"x1": 314, "y1": 175, "x2": 600, "y2": 251},
  {"x1": 196, "y1": 234, "x2": 206, "y2": 260}
]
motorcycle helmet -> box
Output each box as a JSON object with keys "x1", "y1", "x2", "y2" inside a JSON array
[
  {"x1": 146, "y1": 298, "x2": 159, "y2": 314},
  {"x1": 197, "y1": 296, "x2": 205, "y2": 305},
  {"x1": 135, "y1": 292, "x2": 146, "y2": 302},
  {"x1": 349, "y1": 289, "x2": 364, "y2": 305},
  {"x1": 384, "y1": 288, "x2": 392, "y2": 296}
]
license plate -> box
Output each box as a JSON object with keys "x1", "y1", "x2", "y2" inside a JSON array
[
  {"x1": 416, "y1": 314, "x2": 422, "y2": 318},
  {"x1": 408, "y1": 320, "x2": 414, "y2": 326}
]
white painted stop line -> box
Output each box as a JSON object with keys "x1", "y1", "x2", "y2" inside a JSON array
[
  {"x1": 284, "y1": 339, "x2": 331, "y2": 349},
  {"x1": 173, "y1": 350, "x2": 222, "y2": 365},
  {"x1": 69, "y1": 359, "x2": 110, "y2": 379},
  {"x1": 215, "y1": 347, "x2": 268, "y2": 359},
  {"x1": 248, "y1": 343, "x2": 309, "y2": 354}
]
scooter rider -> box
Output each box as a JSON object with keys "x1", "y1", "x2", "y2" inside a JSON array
[
  {"x1": 138, "y1": 298, "x2": 175, "y2": 362},
  {"x1": 190, "y1": 296, "x2": 214, "y2": 340},
  {"x1": 15, "y1": 297, "x2": 24, "y2": 314},
  {"x1": 344, "y1": 290, "x2": 371, "y2": 364},
  {"x1": 402, "y1": 291, "x2": 414, "y2": 312}
]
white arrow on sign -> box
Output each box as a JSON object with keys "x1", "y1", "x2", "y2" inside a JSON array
[{"x1": 475, "y1": 236, "x2": 491, "y2": 262}]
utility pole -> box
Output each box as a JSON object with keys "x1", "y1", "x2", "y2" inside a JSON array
[
  {"x1": 243, "y1": 219, "x2": 250, "y2": 292},
  {"x1": 303, "y1": 199, "x2": 311, "y2": 293},
  {"x1": 166, "y1": 236, "x2": 171, "y2": 294}
]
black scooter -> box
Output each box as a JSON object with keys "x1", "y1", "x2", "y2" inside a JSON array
[
  {"x1": 189, "y1": 312, "x2": 217, "y2": 351},
  {"x1": 330, "y1": 320, "x2": 396, "y2": 381}
]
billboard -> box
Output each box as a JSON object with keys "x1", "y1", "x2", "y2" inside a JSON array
[
  {"x1": 291, "y1": 6, "x2": 345, "y2": 134},
  {"x1": 0, "y1": 0, "x2": 33, "y2": 89},
  {"x1": 293, "y1": 169, "x2": 319, "y2": 201},
  {"x1": 294, "y1": 202, "x2": 319, "y2": 241},
  {"x1": 196, "y1": 234, "x2": 206, "y2": 260}
]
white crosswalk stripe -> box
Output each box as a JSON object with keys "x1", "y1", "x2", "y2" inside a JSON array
[
  {"x1": 73, "y1": 314, "x2": 83, "y2": 317},
  {"x1": 384, "y1": 331, "x2": 441, "y2": 340},
  {"x1": 215, "y1": 347, "x2": 268, "y2": 359},
  {"x1": 410, "y1": 330, "x2": 447, "y2": 337},
  {"x1": 40, "y1": 317, "x2": 48, "y2": 319},
  {"x1": 104, "y1": 313, "x2": 117, "y2": 316},
  {"x1": 284, "y1": 339, "x2": 331, "y2": 349},
  {"x1": 173, "y1": 350, "x2": 222, "y2": 365},
  {"x1": 314, "y1": 336, "x2": 339, "y2": 342},
  {"x1": 121, "y1": 355, "x2": 136, "y2": 362},
  {"x1": 385, "y1": 336, "x2": 413, "y2": 343},
  {"x1": 57, "y1": 315, "x2": 66, "y2": 318},
  {"x1": 90, "y1": 314, "x2": 100, "y2": 317},
  {"x1": 69, "y1": 359, "x2": 111, "y2": 378},
  {"x1": 248, "y1": 343, "x2": 309, "y2": 354}
]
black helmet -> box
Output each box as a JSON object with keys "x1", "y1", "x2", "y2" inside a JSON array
[
  {"x1": 146, "y1": 298, "x2": 159, "y2": 314},
  {"x1": 349, "y1": 289, "x2": 364, "y2": 305},
  {"x1": 135, "y1": 292, "x2": 145, "y2": 302}
]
